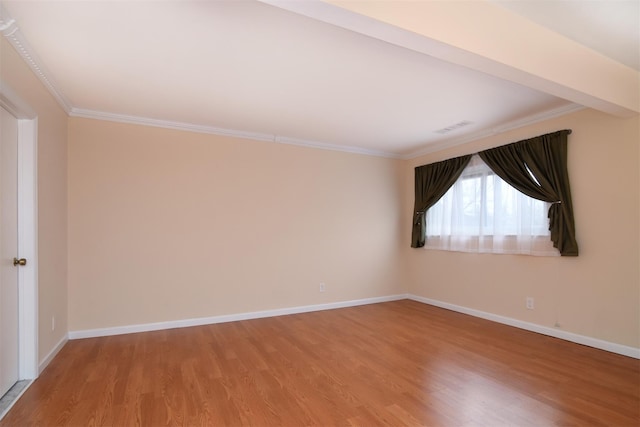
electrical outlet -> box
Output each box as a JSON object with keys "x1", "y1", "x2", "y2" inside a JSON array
[
  {"x1": 526, "y1": 297, "x2": 534, "y2": 310},
  {"x1": 319, "y1": 282, "x2": 326, "y2": 292}
]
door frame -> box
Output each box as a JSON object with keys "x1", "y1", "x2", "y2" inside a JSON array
[{"x1": 0, "y1": 80, "x2": 38, "y2": 380}]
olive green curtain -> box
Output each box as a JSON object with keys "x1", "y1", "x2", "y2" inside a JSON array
[
  {"x1": 478, "y1": 129, "x2": 578, "y2": 256},
  {"x1": 411, "y1": 155, "x2": 472, "y2": 248}
]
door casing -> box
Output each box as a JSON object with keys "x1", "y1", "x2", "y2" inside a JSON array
[
  {"x1": 0, "y1": 79, "x2": 38, "y2": 380},
  {"x1": 1, "y1": 104, "x2": 19, "y2": 396}
]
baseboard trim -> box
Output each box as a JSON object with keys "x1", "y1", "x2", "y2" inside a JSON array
[
  {"x1": 38, "y1": 334, "x2": 68, "y2": 374},
  {"x1": 67, "y1": 293, "x2": 638, "y2": 359},
  {"x1": 408, "y1": 294, "x2": 640, "y2": 359},
  {"x1": 68, "y1": 294, "x2": 409, "y2": 340}
]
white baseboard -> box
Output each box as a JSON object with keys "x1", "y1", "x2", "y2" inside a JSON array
[
  {"x1": 38, "y1": 334, "x2": 68, "y2": 374},
  {"x1": 68, "y1": 294, "x2": 409, "y2": 340},
  {"x1": 66, "y1": 293, "x2": 638, "y2": 360},
  {"x1": 408, "y1": 294, "x2": 640, "y2": 359}
]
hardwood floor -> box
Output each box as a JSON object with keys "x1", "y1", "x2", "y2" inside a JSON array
[{"x1": 1, "y1": 300, "x2": 638, "y2": 426}]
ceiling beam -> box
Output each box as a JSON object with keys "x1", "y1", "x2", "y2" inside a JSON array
[{"x1": 261, "y1": 0, "x2": 639, "y2": 117}]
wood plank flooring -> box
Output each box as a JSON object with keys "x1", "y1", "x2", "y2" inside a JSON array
[{"x1": 1, "y1": 300, "x2": 638, "y2": 426}]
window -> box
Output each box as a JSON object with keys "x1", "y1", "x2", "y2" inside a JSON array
[{"x1": 425, "y1": 155, "x2": 558, "y2": 256}]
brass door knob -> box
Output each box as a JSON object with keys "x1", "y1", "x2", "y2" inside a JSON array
[{"x1": 13, "y1": 257, "x2": 27, "y2": 266}]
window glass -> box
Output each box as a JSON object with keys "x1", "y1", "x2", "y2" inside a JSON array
[{"x1": 425, "y1": 155, "x2": 557, "y2": 256}]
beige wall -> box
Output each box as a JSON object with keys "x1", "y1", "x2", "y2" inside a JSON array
[
  {"x1": 4, "y1": 30, "x2": 638, "y2": 356},
  {"x1": 0, "y1": 38, "x2": 68, "y2": 362},
  {"x1": 67, "y1": 108, "x2": 640, "y2": 351},
  {"x1": 402, "y1": 108, "x2": 640, "y2": 348},
  {"x1": 67, "y1": 118, "x2": 405, "y2": 331}
]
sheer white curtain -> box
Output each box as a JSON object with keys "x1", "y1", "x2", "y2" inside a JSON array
[{"x1": 425, "y1": 155, "x2": 558, "y2": 256}]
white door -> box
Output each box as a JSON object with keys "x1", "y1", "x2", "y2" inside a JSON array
[{"x1": 0, "y1": 105, "x2": 19, "y2": 397}]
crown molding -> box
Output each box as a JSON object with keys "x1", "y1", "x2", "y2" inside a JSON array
[
  {"x1": 0, "y1": 4, "x2": 72, "y2": 114},
  {"x1": 1, "y1": 2, "x2": 586, "y2": 161},
  {"x1": 0, "y1": 2, "x2": 399, "y2": 160},
  {"x1": 274, "y1": 135, "x2": 402, "y2": 159},
  {"x1": 70, "y1": 108, "x2": 276, "y2": 142},
  {"x1": 403, "y1": 103, "x2": 586, "y2": 160},
  {"x1": 71, "y1": 103, "x2": 583, "y2": 161},
  {"x1": 70, "y1": 108, "x2": 403, "y2": 159}
]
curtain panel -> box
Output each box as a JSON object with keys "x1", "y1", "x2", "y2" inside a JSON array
[
  {"x1": 411, "y1": 155, "x2": 472, "y2": 248},
  {"x1": 478, "y1": 130, "x2": 578, "y2": 256},
  {"x1": 412, "y1": 129, "x2": 578, "y2": 256}
]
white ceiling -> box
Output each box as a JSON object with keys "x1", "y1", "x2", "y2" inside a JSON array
[{"x1": 1, "y1": 0, "x2": 638, "y2": 158}]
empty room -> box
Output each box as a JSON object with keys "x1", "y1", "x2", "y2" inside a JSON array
[{"x1": 0, "y1": 0, "x2": 638, "y2": 425}]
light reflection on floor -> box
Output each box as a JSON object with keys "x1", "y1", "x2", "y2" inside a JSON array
[{"x1": 418, "y1": 354, "x2": 564, "y2": 425}]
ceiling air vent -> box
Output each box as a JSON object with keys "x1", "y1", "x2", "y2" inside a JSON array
[{"x1": 434, "y1": 120, "x2": 474, "y2": 134}]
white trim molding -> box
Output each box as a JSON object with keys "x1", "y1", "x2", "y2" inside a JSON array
[
  {"x1": 70, "y1": 104, "x2": 585, "y2": 161},
  {"x1": 0, "y1": 4, "x2": 71, "y2": 113},
  {"x1": 68, "y1": 294, "x2": 639, "y2": 360},
  {"x1": 403, "y1": 103, "x2": 586, "y2": 159},
  {"x1": 68, "y1": 294, "x2": 409, "y2": 339},
  {"x1": 38, "y1": 334, "x2": 67, "y2": 374},
  {"x1": 1, "y1": 1, "x2": 586, "y2": 162},
  {"x1": 70, "y1": 108, "x2": 403, "y2": 159},
  {"x1": 70, "y1": 108, "x2": 276, "y2": 144},
  {"x1": 0, "y1": 79, "x2": 40, "y2": 380},
  {"x1": 274, "y1": 135, "x2": 402, "y2": 159},
  {"x1": 16, "y1": 117, "x2": 38, "y2": 380},
  {"x1": 408, "y1": 294, "x2": 640, "y2": 359}
]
